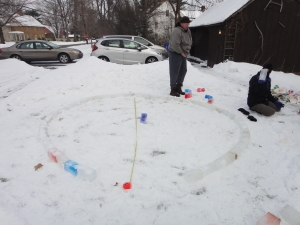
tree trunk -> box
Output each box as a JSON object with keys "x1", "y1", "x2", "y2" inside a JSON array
[{"x1": 0, "y1": 27, "x2": 5, "y2": 44}]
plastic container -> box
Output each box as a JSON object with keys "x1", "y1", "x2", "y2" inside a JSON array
[
  {"x1": 256, "y1": 212, "x2": 280, "y2": 225},
  {"x1": 77, "y1": 165, "x2": 97, "y2": 181},
  {"x1": 64, "y1": 160, "x2": 79, "y2": 176},
  {"x1": 280, "y1": 204, "x2": 300, "y2": 225},
  {"x1": 197, "y1": 88, "x2": 205, "y2": 92},
  {"x1": 48, "y1": 148, "x2": 69, "y2": 166},
  {"x1": 140, "y1": 113, "x2": 147, "y2": 123}
]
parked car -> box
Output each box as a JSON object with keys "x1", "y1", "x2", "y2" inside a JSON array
[
  {"x1": 0, "y1": 40, "x2": 83, "y2": 63},
  {"x1": 102, "y1": 35, "x2": 168, "y2": 59},
  {"x1": 91, "y1": 38, "x2": 163, "y2": 65}
]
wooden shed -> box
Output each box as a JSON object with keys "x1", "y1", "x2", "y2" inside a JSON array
[{"x1": 189, "y1": 0, "x2": 300, "y2": 73}]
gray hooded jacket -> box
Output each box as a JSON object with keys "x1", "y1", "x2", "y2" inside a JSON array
[{"x1": 168, "y1": 25, "x2": 192, "y2": 55}]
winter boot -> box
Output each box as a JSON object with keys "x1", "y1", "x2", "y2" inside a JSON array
[
  {"x1": 170, "y1": 87, "x2": 180, "y2": 97},
  {"x1": 176, "y1": 83, "x2": 185, "y2": 95}
]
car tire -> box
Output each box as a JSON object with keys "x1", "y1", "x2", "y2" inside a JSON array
[
  {"x1": 58, "y1": 53, "x2": 70, "y2": 63},
  {"x1": 98, "y1": 56, "x2": 110, "y2": 62},
  {"x1": 145, "y1": 57, "x2": 158, "y2": 64},
  {"x1": 10, "y1": 54, "x2": 22, "y2": 61}
]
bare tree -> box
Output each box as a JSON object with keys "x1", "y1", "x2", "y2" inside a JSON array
[
  {"x1": 35, "y1": 0, "x2": 73, "y2": 40},
  {"x1": 166, "y1": 0, "x2": 224, "y2": 24},
  {"x1": 56, "y1": 0, "x2": 73, "y2": 40},
  {"x1": 0, "y1": 0, "x2": 32, "y2": 43}
]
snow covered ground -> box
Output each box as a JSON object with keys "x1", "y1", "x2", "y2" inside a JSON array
[{"x1": 0, "y1": 43, "x2": 299, "y2": 225}]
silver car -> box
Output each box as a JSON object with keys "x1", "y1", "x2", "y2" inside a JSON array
[
  {"x1": 91, "y1": 38, "x2": 163, "y2": 64},
  {"x1": 0, "y1": 40, "x2": 83, "y2": 63},
  {"x1": 102, "y1": 35, "x2": 168, "y2": 59}
]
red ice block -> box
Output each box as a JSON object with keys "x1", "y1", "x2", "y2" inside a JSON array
[
  {"x1": 185, "y1": 93, "x2": 192, "y2": 99},
  {"x1": 208, "y1": 98, "x2": 214, "y2": 104},
  {"x1": 256, "y1": 212, "x2": 281, "y2": 225},
  {"x1": 48, "y1": 148, "x2": 59, "y2": 162},
  {"x1": 123, "y1": 182, "x2": 131, "y2": 190},
  {"x1": 48, "y1": 148, "x2": 68, "y2": 165},
  {"x1": 197, "y1": 88, "x2": 205, "y2": 92}
]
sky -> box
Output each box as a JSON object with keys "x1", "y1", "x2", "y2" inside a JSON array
[{"x1": 0, "y1": 43, "x2": 300, "y2": 225}]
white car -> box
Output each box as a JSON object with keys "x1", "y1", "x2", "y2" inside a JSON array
[
  {"x1": 91, "y1": 38, "x2": 163, "y2": 65},
  {"x1": 102, "y1": 35, "x2": 168, "y2": 59}
]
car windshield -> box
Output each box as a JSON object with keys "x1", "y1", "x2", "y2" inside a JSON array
[{"x1": 46, "y1": 42, "x2": 60, "y2": 49}]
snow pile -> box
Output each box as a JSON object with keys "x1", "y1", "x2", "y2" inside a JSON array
[{"x1": 0, "y1": 44, "x2": 299, "y2": 224}]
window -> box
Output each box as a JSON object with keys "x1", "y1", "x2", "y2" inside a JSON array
[
  {"x1": 19, "y1": 42, "x2": 34, "y2": 49},
  {"x1": 107, "y1": 40, "x2": 121, "y2": 48},
  {"x1": 123, "y1": 40, "x2": 139, "y2": 49},
  {"x1": 134, "y1": 37, "x2": 152, "y2": 46},
  {"x1": 35, "y1": 42, "x2": 50, "y2": 49},
  {"x1": 101, "y1": 40, "x2": 108, "y2": 46}
]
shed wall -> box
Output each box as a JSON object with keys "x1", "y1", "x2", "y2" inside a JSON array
[
  {"x1": 234, "y1": 0, "x2": 300, "y2": 73},
  {"x1": 191, "y1": 0, "x2": 300, "y2": 73}
]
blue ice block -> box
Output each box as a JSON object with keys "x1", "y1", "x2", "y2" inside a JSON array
[
  {"x1": 205, "y1": 95, "x2": 213, "y2": 99},
  {"x1": 64, "y1": 160, "x2": 79, "y2": 176},
  {"x1": 140, "y1": 113, "x2": 147, "y2": 124}
]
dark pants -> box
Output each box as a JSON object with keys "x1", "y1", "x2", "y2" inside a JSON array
[
  {"x1": 250, "y1": 101, "x2": 280, "y2": 116},
  {"x1": 169, "y1": 51, "x2": 187, "y2": 87}
]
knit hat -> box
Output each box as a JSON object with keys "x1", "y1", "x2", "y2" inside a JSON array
[
  {"x1": 263, "y1": 63, "x2": 273, "y2": 72},
  {"x1": 179, "y1": 16, "x2": 192, "y2": 23}
]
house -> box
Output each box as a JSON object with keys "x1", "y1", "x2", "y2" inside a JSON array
[
  {"x1": 189, "y1": 0, "x2": 300, "y2": 73},
  {"x1": 44, "y1": 26, "x2": 56, "y2": 41},
  {"x1": 150, "y1": 1, "x2": 186, "y2": 45},
  {"x1": 3, "y1": 15, "x2": 52, "y2": 41},
  {"x1": 150, "y1": 1, "x2": 176, "y2": 45}
]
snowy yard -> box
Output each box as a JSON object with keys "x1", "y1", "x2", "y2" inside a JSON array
[{"x1": 0, "y1": 43, "x2": 299, "y2": 225}]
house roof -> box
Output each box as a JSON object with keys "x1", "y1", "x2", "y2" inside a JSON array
[
  {"x1": 189, "y1": 0, "x2": 252, "y2": 27},
  {"x1": 9, "y1": 15, "x2": 45, "y2": 27},
  {"x1": 44, "y1": 25, "x2": 54, "y2": 34}
]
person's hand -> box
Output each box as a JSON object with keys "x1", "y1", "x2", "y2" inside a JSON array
[
  {"x1": 274, "y1": 100, "x2": 284, "y2": 109},
  {"x1": 181, "y1": 52, "x2": 186, "y2": 57}
]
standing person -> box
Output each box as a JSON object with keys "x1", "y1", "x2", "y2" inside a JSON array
[
  {"x1": 168, "y1": 16, "x2": 193, "y2": 97},
  {"x1": 247, "y1": 63, "x2": 284, "y2": 116}
]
